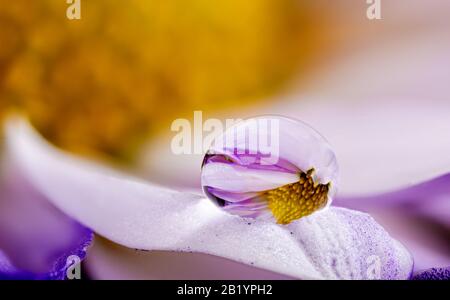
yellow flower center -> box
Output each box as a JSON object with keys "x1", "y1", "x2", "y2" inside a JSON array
[
  {"x1": 0, "y1": 0, "x2": 327, "y2": 162},
  {"x1": 265, "y1": 169, "x2": 330, "y2": 224}
]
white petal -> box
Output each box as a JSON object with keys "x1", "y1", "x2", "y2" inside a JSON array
[{"x1": 6, "y1": 118, "x2": 412, "y2": 279}]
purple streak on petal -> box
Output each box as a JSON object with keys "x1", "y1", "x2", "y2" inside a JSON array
[
  {"x1": 222, "y1": 200, "x2": 269, "y2": 216},
  {"x1": 415, "y1": 194, "x2": 450, "y2": 228},
  {"x1": 204, "y1": 186, "x2": 268, "y2": 218},
  {"x1": 412, "y1": 266, "x2": 450, "y2": 280},
  {"x1": 334, "y1": 173, "x2": 450, "y2": 211},
  {"x1": 204, "y1": 186, "x2": 259, "y2": 203},
  {"x1": 202, "y1": 152, "x2": 300, "y2": 174},
  {"x1": 0, "y1": 162, "x2": 93, "y2": 280}
]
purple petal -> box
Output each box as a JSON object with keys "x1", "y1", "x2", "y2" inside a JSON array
[
  {"x1": 0, "y1": 153, "x2": 93, "y2": 279},
  {"x1": 203, "y1": 187, "x2": 270, "y2": 219},
  {"x1": 0, "y1": 234, "x2": 92, "y2": 280},
  {"x1": 334, "y1": 173, "x2": 450, "y2": 211},
  {"x1": 334, "y1": 175, "x2": 450, "y2": 272},
  {"x1": 364, "y1": 208, "x2": 450, "y2": 272},
  {"x1": 6, "y1": 118, "x2": 412, "y2": 279},
  {"x1": 413, "y1": 267, "x2": 450, "y2": 280}
]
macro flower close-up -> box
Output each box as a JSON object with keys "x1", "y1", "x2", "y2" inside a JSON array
[{"x1": 0, "y1": 0, "x2": 449, "y2": 286}]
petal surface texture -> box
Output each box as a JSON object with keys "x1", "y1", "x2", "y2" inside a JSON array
[
  {"x1": 6, "y1": 118, "x2": 412, "y2": 279},
  {"x1": 412, "y1": 266, "x2": 450, "y2": 280}
]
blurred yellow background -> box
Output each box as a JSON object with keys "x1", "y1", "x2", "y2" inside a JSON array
[{"x1": 0, "y1": 0, "x2": 334, "y2": 161}]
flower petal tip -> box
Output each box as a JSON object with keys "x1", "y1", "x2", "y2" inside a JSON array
[{"x1": 0, "y1": 229, "x2": 93, "y2": 280}]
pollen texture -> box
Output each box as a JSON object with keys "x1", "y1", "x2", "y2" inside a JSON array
[{"x1": 266, "y1": 170, "x2": 330, "y2": 224}]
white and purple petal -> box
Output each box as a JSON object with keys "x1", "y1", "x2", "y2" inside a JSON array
[
  {"x1": 5, "y1": 118, "x2": 412, "y2": 279},
  {"x1": 0, "y1": 153, "x2": 93, "y2": 279},
  {"x1": 201, "y1": 162, "x2": 299, "y2": 193},
  {"x1": 207, "y1": 116, "x2": 339, "y2": 187},
  {"x1": 334, "y1": 175, "x2": 450, "y2": 272}
]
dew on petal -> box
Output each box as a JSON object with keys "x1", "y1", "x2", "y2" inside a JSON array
[{"x1": 201, "y1": 116, "x2": 339, "y2": 224}]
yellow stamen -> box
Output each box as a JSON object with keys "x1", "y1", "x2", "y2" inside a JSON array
[{"x1": 265, "y1": 169, "x2": 330, "y2": 225}]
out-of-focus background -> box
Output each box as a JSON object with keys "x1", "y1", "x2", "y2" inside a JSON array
[
  {"x1": 1, "y1": 0, "x2": 450, "y2": 279},
  {"x1": 0, "y1": 0, "x2": 449, "y2": 166},
  {"x1": 2, "y1": 0, "x2": 447, "y2": 165},
  {"x1": 0, "y1": 0, "x2": 328, "y2": 161}
]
